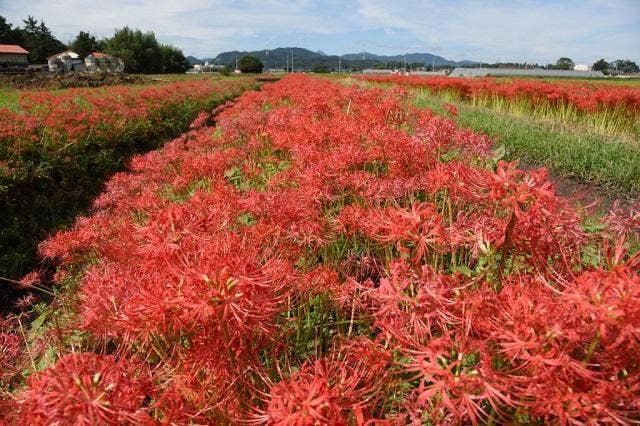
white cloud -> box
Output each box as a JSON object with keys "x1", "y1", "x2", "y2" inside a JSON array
[
  {"x1": 355, "y1": 0, "x2": 640, "y2": 63},
  {"x1": 1, "y1": 0, "x2": 356, "y2": 56},
  {"x1": 1, "y1": 0, "x2": 638, "y2": 62}
]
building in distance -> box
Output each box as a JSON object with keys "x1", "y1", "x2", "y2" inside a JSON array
[
  {"x1": 47, "y1": 50, "x2": 85, "y2": 73},
  {"x1": 84, "y1": 52, "x2": 125, "y2": 73},
  {"x1": 0, "y1": 44, "x2": 29, "y2": 73}
]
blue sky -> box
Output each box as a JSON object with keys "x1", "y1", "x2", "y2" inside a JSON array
[{"x1": 1, "y1": 0, "x2": 638, "y2": 64}]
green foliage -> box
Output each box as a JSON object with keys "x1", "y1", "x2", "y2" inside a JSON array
[
  {"x1": 99, "y1": 27, "x2": 189, "y2": 74},
  {"x1": 224, "y1": 154, "x2": 290, "y2": 192},
  {"x1": 412, "y1": 90, "x2": 640, "y2": 194},
  {"x1": 554, "y1": 57, "x2": 575, "y2": 70},
  {"x1": 591, "y1": 58, "x2": 639, "y2": 75},
  {"x1": 0, "y1": 15, "x2": 24, "y2": 45},
  {"x1": 592, "y1": 58, "x2": 609, "y2": 73},
  {"x1": 313, "y1": 64, "x2": 331, "y2": 73},
  {"x1": 103, "y1": 27, "x2": 160, "y2": 73},
  {"x1": 159, "y1": 44, "x2": 190, "y2": 73},
  {"x1": 19, "y1": 16, "x2": 67, "y2": 63},
  {"x1": 610, "y1": 59, "x2": 640, "y2": 74},
  {"x1": 239, "y1": 55, "x2": 264, "y2": 74},
  {"x1": 69, "y1": 31, "x2": 102, "y2": 59}
]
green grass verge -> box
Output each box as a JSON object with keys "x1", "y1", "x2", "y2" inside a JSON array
[
  {"x1": 413, "y1": 89, "x2": 640, "y2": 195},
  {"x1": 0, "y1": 87, "x2": 18, "y2": 109}
]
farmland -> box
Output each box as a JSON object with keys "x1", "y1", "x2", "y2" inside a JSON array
[
  {"x1": 360, "y1": 75, "x2": 640, "y2": 195},
  {"x1": 0, "y1": 73, "x2": 638, "y2": 424},
  {"x1": 0, "y1": 76, "x2": 257, "y2": 281}
]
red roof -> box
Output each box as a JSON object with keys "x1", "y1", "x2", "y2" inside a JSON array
[
  {"x1": 0, "y1": 44, "x2": 29, "y2": 54},
  {"x1": 90, "y1": 52, "x2": 111, "y2": 59}
]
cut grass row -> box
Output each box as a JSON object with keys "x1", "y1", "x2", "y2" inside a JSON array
[{"x1": 412, "y1": 88, "x2": 640, "y2": 195}]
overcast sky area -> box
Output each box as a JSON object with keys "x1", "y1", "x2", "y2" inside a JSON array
[{"x1": 1, "y1": 0, "x2": 638, "y2": 64}]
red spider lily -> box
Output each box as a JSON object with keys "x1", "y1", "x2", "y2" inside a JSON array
[
  {"x1": 18, "y1": 353, "x2": 153, "y2": 425},
  {"x1": 16, "y1": 74, "x2": 638, "y2": 424},
  {"x1": 364, "y1": 260, "x2": 462, "y2": 343},
  {"x1": 444, "y1": 103, "x2": 458, "y2": 116},
  {"x1": 0, "y1": 332, "x2": 21, "y2": 379},
  {"x1": 259, "y1": 338, "x2": 392, "y2": 425},
  {"x1": 359, "y1": 74, "x2": 640, "y2": 128},
  {"x1": 17, "y1": 271, "x2": 42, "y2": 289}
]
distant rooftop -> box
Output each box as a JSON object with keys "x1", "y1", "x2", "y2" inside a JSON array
[
  {"x1": 47, "y1": 50, "x2": 80, "y2": 60},
  {"x1": 0, "y1": 44, "x2": 29, "y2": 54},
  {"x1": 89, "y1": 52, "x2": 113, "y2": 59}
]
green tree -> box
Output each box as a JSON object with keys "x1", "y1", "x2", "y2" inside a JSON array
[
  {"x1": 0, "y1": 15, "x2": 24, "y2": 45},
  {"x1": 103, "y1": 27, "x2": 189, "y2": 74},
  {"x1": 70, "y1": 31, "x2": 101, "y2": 59},
  {"x1": 313, "y1": 64, "x2": 330, "y2": 73},
  {"x1": 611, "y1": 59, "x2": 639, "y2": 74},
  {"x1": 239, "y1": 55, "x2": 263, "y2": 74},
  {"x1": 20, "y1": 16, "x2": 66, "y2": 63},
  {"x1": 103, "y1": 27, "x2": 162, "y2": 73},
  {"x1": 592, "y1": 58, "x2": 609, "y2": 73},
  {"x1": 554, "y1": 57, "x2": 575, "y2": 70},
  {"x1": 159, "y1": 44, "x2": 190, "y2": 73}
]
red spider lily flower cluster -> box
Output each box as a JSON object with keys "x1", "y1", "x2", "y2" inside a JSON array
[
  {"x1": 0, "y1": 78, "x2": 254, "y2": 177},
  {"x1": 4, "y1": 79, "x2": 250, "y2": 143},
  {"x1": 360, "y1": 74, "x2": 640, "y2": 114},
  {"x1": 15, "y1": 353, "x2": 152, "y2": 425},
  {"x1": 5, "y1": 75, "x2": 639, "y2": 424},
  {"x1": 360, "y1": 74, "x2": 640, "y2": 133}
]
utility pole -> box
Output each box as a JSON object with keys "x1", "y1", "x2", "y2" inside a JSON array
[
  {"x1": 338, "y1": 55, "x2": 341, "y2": 73},
  {"x1": 404, "y1": 54, "x2": 407, "y2": 74},
  {"x1": 291, "y1": 48, "x2": 294, "y2": 73},
  {"x1": 235, "y1": 55, "x2": 238, "y2": 72}
]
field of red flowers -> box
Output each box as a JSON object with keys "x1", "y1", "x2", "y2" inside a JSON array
[
  {"x1": 1, "y1": 78, "x2": 256, "y2": 179},
  {"x1": 0, "y1": 77, "x2": 256, "y2": 280},
  {"x1": 361, "y1": 74, "x2": 640, "y2": 135},
  {"x1": 1, "y1": 74, "x2": 639, "y2": 424}
]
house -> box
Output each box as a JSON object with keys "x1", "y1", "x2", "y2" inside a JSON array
[
  {"x1": 186, "y1": 62, "x2": 226, "y2": 74},
  {"x1": 84, "y1": 52, "x2": 124, "y2": 73},
  {"x1": 47, "y1": 50, "x2": 84, "y2": 73},
  {"x1": 0, "y1": 44, "x2": 29, "y2": 73},
  {"x1": 573, "y1": 64, "x2": 590, "y2": 72}
]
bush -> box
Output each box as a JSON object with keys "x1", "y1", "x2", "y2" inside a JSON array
[{"x1": 239, "y1": 55, "x2": 264, "y2": 74}]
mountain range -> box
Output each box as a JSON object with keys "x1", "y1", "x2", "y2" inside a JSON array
[{"x1": 186, "y1": 47, "x2": 478, "y2": 70}]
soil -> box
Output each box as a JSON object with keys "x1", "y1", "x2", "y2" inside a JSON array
[
  {"x1": 0, "y1": 72, "x2": 149, "y2": 90},
  {"x1": 519, "y1": 161, "x2": 638, "y2": 213}
]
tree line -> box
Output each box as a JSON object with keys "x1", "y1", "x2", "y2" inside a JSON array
[
  {"x1": 548, "y1": 57, "x2": 638, "y2": 73},
  {"x1": 0, "y1": 15, "x2": 190, "y2": 74}
]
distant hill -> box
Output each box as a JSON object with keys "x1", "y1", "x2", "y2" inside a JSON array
[
  {"x1": 186, "y1": 56, "x2": 203, "y2": 65},
  {"x1": 187, "y1": 47, "x2": 478, "y2": 71},
  {"x1": 341, "y1": 51, "x2": 461, "y2": 67}
]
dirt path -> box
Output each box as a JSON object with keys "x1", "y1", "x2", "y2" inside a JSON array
[{"x1": 519, "y1": 161, "x2": 638, "y2": 213}]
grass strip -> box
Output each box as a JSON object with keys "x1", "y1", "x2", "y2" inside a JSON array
[{"x1": 413, "y1": 89, "x2": 640, "y2": 195}]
